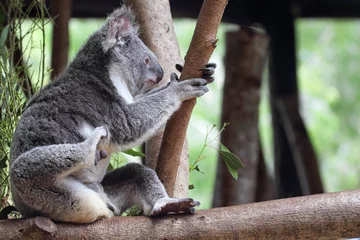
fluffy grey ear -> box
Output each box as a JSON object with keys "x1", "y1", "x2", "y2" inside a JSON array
[{"x1": 102, "y1": 7, "x2": 139, "y2": 52}]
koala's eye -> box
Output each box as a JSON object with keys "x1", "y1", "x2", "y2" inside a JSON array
[{"x1": 145, "y1": 57, "x2": 150, "y2": 65}]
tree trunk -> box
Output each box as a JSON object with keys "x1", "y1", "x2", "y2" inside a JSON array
[
  {"x1": 1, "y1": 189, "x2": 360, "y2": 239},
  {"x1": 123, "y1": 0, "x2": 189, "y2": 197},
  {"x1": 50, "y1": 0, "x2": 71, "y2": 79},
  {"x1": 156, "y1": 0, "x2": 228, "y2": 197},
  {"x1": 256, "y1": 138, "x2": 277, "y2": 201},
  {"x1": 213, "y1": 27, "x2": 269, "y2": 207}
]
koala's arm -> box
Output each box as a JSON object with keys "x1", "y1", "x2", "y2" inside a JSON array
[{"x1": 109, "y1": 77, "x2": 208, "y2": 148}]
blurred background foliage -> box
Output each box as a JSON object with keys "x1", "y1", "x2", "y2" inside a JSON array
[{"x1": 16, "y1": 18, "x2": 360, "y2": 209}]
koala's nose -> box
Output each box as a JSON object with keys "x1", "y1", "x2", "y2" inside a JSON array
[{"x1": 156, "y1": 66, "x2": 164, "y2": 83}]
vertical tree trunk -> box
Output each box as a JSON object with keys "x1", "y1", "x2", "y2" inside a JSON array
[
  {"x1": 156, "y1": 0, "x2": 227, "y2": 197},
  {"x1": 123, "y1": 0, "x2": 189, "y2": 197},
  {"x1": 213, "y1": 27, "x2": 269, "y2": 207},
  {"x1": 51, "y1": 0, "x2": 71, "y2": 79}
]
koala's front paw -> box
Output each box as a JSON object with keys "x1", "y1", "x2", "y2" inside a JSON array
[
  {"x1": 169, "y1": 74, "x2": 209, "y2": 101},
  {"x1": 175, "y1": 62, "x2": 217, "y2": 84}
]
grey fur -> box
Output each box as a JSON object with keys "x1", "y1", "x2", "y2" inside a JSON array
[{"x1": 10, "y1": 7, "x2": 209, "y2": 223}]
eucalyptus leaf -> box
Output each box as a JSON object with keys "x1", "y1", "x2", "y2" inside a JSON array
[
  {"x1": 224, "y1": 161, "x2": 239, "y2": 180},
  {"x1": 220, "y1": 143, "x2": 231, "y2": 152},
  {"x1": 0, "y1": 24, "x2": 9, "y2": 48},
  {"x1": 123, "y1": 148, "x2": 145, "y2": 157},
  {"x1": 218, "y1": 150, "x2": 244, "y2": 180}
]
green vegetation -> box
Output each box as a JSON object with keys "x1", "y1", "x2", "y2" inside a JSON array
[{"x1": 2, "y1": 17, "x2": 360, "y2": 210}]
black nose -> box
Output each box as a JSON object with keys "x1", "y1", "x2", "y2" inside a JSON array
[{"x1": 156, "y1": 66, "x2": 164, "y2": 83}]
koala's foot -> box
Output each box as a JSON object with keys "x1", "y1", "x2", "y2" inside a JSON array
[
  {"x1": 150, "y1": 198, "x2": 200, "y2": 216},
  {"x1": 84, "y1": 126, "x2": 109, "y2": 166}
]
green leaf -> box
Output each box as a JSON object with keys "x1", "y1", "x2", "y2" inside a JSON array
[
  {"x1": 189, "y1": 184, "x2": 195, "y2": 190},
  {"x1": 224, "y1": 161, "x2": 239, "y2": 180},
  {"x1": 0, "y1": 24, "x2": 9, "y2": 49},
  {"x1": 218, "y1": 150, "x2": 244, "y2": 180},
  {"x1": 123, "y1": 148, "x2": 145, "y2": 157},
  {"x1": 220, "y1": 143, "x2": 231, "y2": 152}
]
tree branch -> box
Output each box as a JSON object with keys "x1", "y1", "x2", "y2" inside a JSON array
[
  {"x1": 156, "y1": 0, "x2": 228, "y2": 197},
  {"x1": 123, "y1": 0, "x2": 189, "y2": 197},
  {"x1": 2, "y1": 190, "x2": 360, "y2": 239}
]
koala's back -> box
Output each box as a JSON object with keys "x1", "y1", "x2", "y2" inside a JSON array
[{"x1": 10, "y1": 70, "x2": 116, "y2": 165}]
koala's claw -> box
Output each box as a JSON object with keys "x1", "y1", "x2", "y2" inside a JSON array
[{"x1": 175, "y1": 63, "x2": 183, "y2": 73}]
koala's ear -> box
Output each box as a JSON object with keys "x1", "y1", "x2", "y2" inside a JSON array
[{"x1": 102, "y1": 7, "x2": 139, "y2": 52}]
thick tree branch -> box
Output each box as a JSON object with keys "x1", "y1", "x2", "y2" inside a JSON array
[
  {"x1": 124, "y1": 0, "x2": 189, "y2": 197},
  {"x1": 156, "y1": 0, "x2": 228, "y2": 197},
  {"x1": 1, "y1": 190, "x2": 360, "y2": 239}
]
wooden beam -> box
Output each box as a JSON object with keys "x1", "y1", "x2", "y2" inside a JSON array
[
  {"x1": 1, "y1": 189, "x2": 360, "y2": 239},
  {"x1": 265, "y1": 0, "x2": 304, "y2": 198}
]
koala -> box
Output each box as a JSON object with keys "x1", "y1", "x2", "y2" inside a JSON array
[{"x1": 9, "y1": 7, "x2": 216, "y2": 224}]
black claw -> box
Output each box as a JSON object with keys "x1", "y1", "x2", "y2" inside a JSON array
[
  {"x1": 200, "y1": 67, "x2": 215, "y2": 77},
  {"x1": 205, "y1": 63, "x2": 217, "y2": 69},
  {"x1": 175, "y1": 64, "x2": 183, "y2": 73}
]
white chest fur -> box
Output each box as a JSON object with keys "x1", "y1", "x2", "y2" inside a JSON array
[{"x1": 109, "y1": 70, "x2": 134, "y2": 104}]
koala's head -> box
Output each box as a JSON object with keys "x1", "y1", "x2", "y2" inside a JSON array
[{"x1": 101, "y1": 7, "x2": 163, "y2": 95}]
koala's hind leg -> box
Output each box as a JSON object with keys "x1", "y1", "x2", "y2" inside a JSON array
[
  {"x1": 10, "y1": 126, "x2": 114, "y2": 223},
  {"x1": 102, "y1": 163, "x2": 200, "y2": 216}
]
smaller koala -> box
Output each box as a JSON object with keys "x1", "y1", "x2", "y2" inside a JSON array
[{"x1": 9, "y1": 7, "x2": 216, "y2": 224}]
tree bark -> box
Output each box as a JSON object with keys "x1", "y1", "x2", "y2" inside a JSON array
[
  {"x1": 156, "y1": 0, "x2": 228, "y2": 197},
  {"x1": 2, "y1": 189, "x2": 360, "y2": 239},
  {"x1": 213, "y1": 27, "x2": 269, "y2": 207},
  {"x1": 50, "y1": 0, "x2": 71, "y2": 79},
  {"x1": 123, "y1": 0, "x2": 189, "y2": 197}
]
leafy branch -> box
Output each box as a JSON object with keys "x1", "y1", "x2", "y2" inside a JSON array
[{"x1": 189, "y1": 123, "x2": 244, "y2": 183}]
